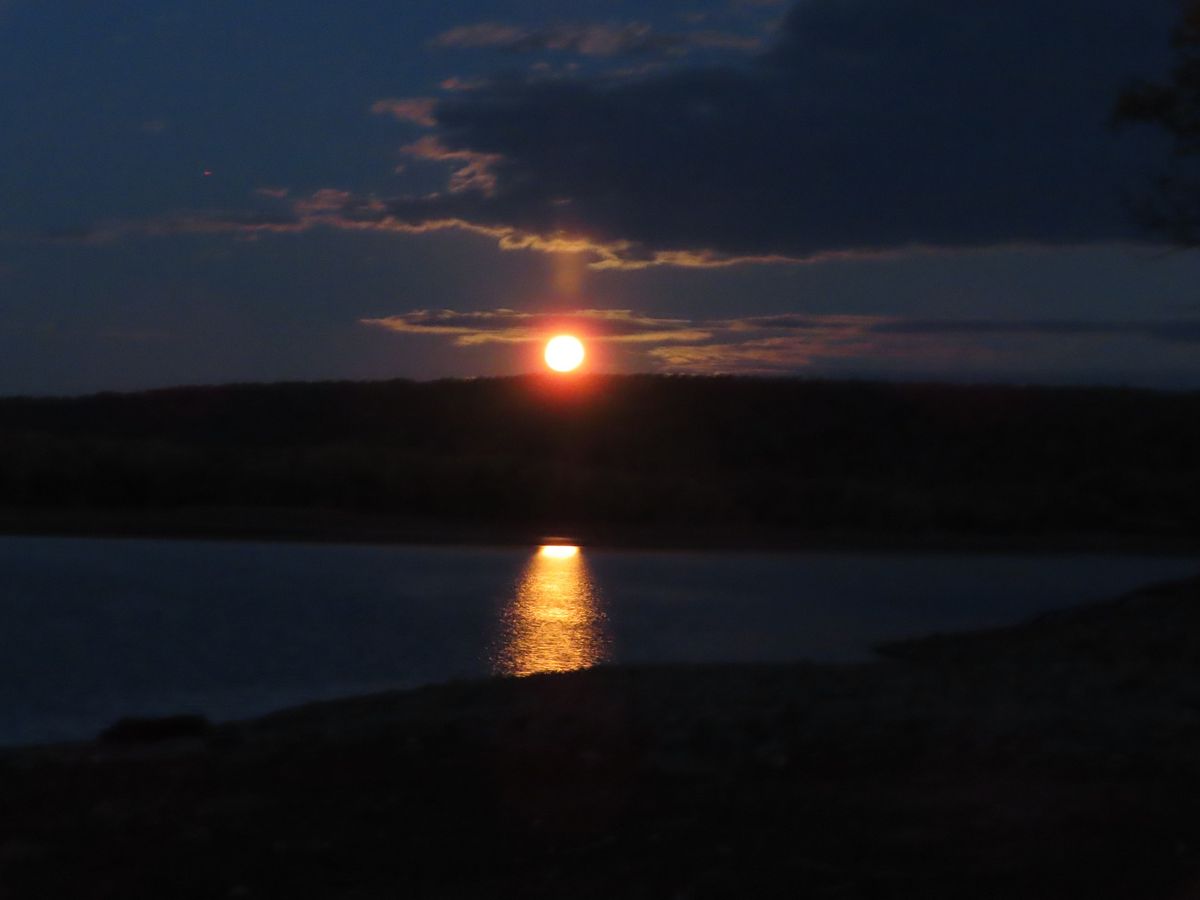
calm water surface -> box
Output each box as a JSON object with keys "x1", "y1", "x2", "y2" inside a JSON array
[{"x1": 1, "y1": 536, "x2": 1196, "y2": 745}]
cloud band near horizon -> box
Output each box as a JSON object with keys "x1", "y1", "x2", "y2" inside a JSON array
[{"x1": 361, "y1": 309, "x2": 1200, "y2": 374}]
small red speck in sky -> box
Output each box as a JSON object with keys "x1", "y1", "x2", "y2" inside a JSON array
[{"x1": 202, "y1": 169, "x2": 213, "y2": 177}]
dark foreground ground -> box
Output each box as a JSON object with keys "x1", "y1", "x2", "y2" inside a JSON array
[{"x1": 5, "y1": 577, "x2": 1200, "y2": 898}]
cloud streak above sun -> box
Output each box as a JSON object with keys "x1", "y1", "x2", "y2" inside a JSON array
[
  {"x1": 362, "y1": 309, "x2": 1200, "y2": 375},
  {"x1": 360, "y1": 309, "x2": 715, "y2": 345},
  {"x1": 46, "y1": 190, "x2": 802, "y2": 269}
]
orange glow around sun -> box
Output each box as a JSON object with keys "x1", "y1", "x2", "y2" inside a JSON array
[{"x1": 544, "y1": 334, "x2": 585, "y2": 372}]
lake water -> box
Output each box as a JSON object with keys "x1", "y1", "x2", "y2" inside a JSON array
[{"x1": 1, "y1": 536, "x2": 1196, "y2": 746}]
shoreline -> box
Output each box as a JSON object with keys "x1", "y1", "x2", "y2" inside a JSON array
[
  {"x1": 1, "y1": 506, "x2": 1198, "y2": 557},
  {"x1": 5, "y1": 576, "x2": 1200, "y2": 897}
]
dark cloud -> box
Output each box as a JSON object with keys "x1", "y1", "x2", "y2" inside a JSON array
[
  {"x1": 36, "y1": 1, "x2": 1182, "y2": 272},
  {"x1": 368, "y1": 0, "x2": 1179, "y2": 265}
]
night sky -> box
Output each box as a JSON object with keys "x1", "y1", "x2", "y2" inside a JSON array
[{"x1": 3, "y1": 0, "x2": 1199, "y2": 395}]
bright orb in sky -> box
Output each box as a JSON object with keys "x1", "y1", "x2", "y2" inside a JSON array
[{"x1": 544, "y1": 334, "x2": 585, "y2": 372}]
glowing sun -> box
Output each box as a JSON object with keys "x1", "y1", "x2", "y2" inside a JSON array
[{"x1": 544, "y1": 334, "x2": 585, "y2": 372}]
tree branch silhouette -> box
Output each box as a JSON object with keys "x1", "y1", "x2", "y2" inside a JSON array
[{"x1": 1115, "y1": 0, "x2": 1200, "y2": 246}]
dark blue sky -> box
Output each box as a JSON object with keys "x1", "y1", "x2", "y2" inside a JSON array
[{"x1": 2, "y1": 0, "x2": 1199, "y2": 394}]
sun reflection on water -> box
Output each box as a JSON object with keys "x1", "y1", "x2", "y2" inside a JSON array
[
  {"x1": 493, "y1": 545, "x2": 608, "y2": 677},
  {"x1": 538, "y1": 545, "x2": 579, "y2": 560}
]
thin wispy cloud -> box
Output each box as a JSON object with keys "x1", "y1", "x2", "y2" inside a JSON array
[
  {"x1": 23, "y1": 190, "x2": 1161, "y2": 276},
  {"x1": 430, "y1": 21, "x2": 761, "y2": 58},
  {"x1": 361, "y1": 309, "x2": 714, "y2": 346},
  {"x1": 398, "y1": 137, "x2": 502, "y2": 195},
  {"x1": 361, "y1": 308, "x2": 1200, "y2": 374},
  {"x1": 40, "y1": 189, "x2": 813, "y2": 268},
  {"x1": 370, "y1": 97, "x2": 438, "y2": 127},
  {"x1": 439, "y1": 76, "x2": 488, "y2": 92}
]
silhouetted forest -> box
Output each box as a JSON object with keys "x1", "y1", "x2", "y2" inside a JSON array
[{"x1": 1, "y1": 375, "x2": 1198, "y2": 538}]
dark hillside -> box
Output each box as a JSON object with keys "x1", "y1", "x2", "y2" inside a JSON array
[{"x1": 1, "y1": 375, "x2": 1198, "y2": 538}]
